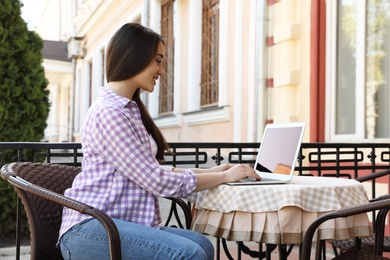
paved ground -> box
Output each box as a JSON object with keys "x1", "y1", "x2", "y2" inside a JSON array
[{"x1": 0, "y1": 246, "x2": 30, "y2": 260}]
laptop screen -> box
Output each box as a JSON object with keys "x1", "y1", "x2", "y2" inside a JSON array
[{"x1": 255, "y1": 124, "x2": 305, "y2": 175}]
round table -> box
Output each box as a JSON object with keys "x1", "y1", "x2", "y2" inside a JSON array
[{"x1": 187, "y1": 176, "x2": 372, "y2": 244}]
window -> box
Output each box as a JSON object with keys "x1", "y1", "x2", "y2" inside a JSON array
[
  {"x1": 201, "y1": 0, "x2": 219, "y2": 107},
  {"x1": 159, "y1": 0, "x2": 175, "y2": 114},
  {"x1": 328, "y1": 0, "x2": 390, "y2": 139}
]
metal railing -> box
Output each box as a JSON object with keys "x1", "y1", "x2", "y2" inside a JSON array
[
  {"x1": 2, "y1": 142, "x2": 390, "y2": 180},
  {"x1": 167, "y1": 142, "x2": 390, "y2": 198},
  {"x1": 1, "y1": 142, "x2": 390, "y2": 259}
]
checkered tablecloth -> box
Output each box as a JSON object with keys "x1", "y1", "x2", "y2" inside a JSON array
[
  {"x1": 187, "y1": 176, "x2": 369, "y2": 213},
  {"x1": 188, "y1": 176, "x2": 372, "y2": 244}
]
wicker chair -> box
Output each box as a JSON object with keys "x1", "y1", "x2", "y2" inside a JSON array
[
  {"x1": 0, "y1": 162, "x2": 193, "y2": 260},
  {"x1": 301, "y1": 196, "x2": 390, "y2": 260},
  {"x1": 331, "y1": 169, "x2": 390, "y2": 256},
  {"x1": 0, "y1": 162, "x2": 122, "y2": 260}
]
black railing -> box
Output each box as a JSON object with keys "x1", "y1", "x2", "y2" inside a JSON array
[
  {"x1": 2, "y1": 142, "x2": 390, "y2": 179},
  {"x1": 0, "y1": 142, "x2": 83, "y2": 167},
  {"x1": 167, "y1": 142, "x2": 390, "y2": 198},
  {"x1": 1, "y1": 142, "x2": 390, "y2": 259}
]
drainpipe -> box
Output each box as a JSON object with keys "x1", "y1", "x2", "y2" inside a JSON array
[
  {"x1": 69, "y1": 58, "x2": 76, "y2": 142},
  {"x1": 67, "y1": 37, "x2": 84, "y2": 142}
]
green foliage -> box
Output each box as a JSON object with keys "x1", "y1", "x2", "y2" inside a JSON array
[
  {"x1": 0, "y1": 0, "x2": 49, "y2": 143},
  {"x1": 0, "y1": 0, "x2": 49, "y2": 243}
]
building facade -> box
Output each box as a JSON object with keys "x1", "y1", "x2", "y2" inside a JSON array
[{"x1": 35, "y1": 0, "x2": 390, "y2": 145}]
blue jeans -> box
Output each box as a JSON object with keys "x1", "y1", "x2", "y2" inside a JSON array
[{"x1": 59, "y1": 218, "x2": 214, "y2": 260}]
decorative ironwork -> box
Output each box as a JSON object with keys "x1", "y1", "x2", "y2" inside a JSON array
[
  {"x1": 211, "y1": 153, "x2": 224, "y2": 164},
  {"x1": 1, "y1": 142, "x2": 390, "y2": 259}
]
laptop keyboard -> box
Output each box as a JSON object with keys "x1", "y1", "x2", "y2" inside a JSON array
[{"x1": 242, "y1": 176, "x2": 281, "y2": 182}]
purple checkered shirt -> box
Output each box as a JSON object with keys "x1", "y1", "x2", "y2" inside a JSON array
[{"x1": 58, "y1": 87, "x2": 197, "y2": 240}]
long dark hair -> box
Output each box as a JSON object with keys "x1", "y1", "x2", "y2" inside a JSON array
[{"x1": 105, "y1": 23, "x2": 170, "y2": 162}]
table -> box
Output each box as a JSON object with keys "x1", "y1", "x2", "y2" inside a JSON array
[{"x1": 187, "y1": 176, "x2": 372, "y2": 258}]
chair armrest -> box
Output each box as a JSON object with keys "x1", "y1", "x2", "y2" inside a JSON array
[
  {"x1": 301, "y1": 198, "x2": 390, "y2": 260},
  {"x1": 2, "y1": 172, "x2": 122, "y2": 260},
  {"x1": 370, "y1": 193, "x2": 390, "y2": 202},
  {"x1": 355, "y1": 169, "x2": 390, "y2": 183}
]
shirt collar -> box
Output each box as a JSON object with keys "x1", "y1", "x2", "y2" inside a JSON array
[{"x1": 100, "y1": 86, "x2": 136, "y2": 108}]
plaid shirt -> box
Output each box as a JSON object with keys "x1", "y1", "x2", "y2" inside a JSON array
[{"x1": 59, "y1": 87, "x2": 197, "y2": 239}]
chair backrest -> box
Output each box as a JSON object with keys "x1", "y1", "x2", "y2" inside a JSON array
[
  {"x1": 301, "y1": 197, "x2": 390, "y2": 259},
  {"x1": 1, "y1": 162, "x2": 81, "y2": 260}
]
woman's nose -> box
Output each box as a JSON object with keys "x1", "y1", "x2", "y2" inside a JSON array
[{"x1": 159, "y1": 66, "x2": 165, "y2": 76}]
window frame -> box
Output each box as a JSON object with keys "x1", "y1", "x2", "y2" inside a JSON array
[
  {"x1": 200, "y1": 0, "x2": 220, "y2": 108},
  {"x1": 159, "y1": 0, "x2": 175, "y2": 115},
  {"x1": 326, "y1": 0, "x2": 375, "y2": 141}
]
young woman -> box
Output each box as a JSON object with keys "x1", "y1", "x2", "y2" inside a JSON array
[{"x1": 58, "y1": 23, "x2": 259, "y2": 260}]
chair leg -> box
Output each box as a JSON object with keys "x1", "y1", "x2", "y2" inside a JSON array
[
  {"x1": 355, "y1": 237, "x2": 361, "y2": 250},
  {"x1": 321, "y1": 241, "x2": 326, "y2": 260},
  {"x1": 332, "y1": 243, "x2": 340, "y2": 257},
  {"x1": 278, "y1": 244, "x2": 287, "y2": 260},
  {"x1": 266, "y1": 244, "x2": 273, "y2": 260},
  {"x1": 374, "y1": 208, "x2": 389, "y2": 255},
  {"x1": 315, "y1": 240, "x2": 322, "y2": 260}
]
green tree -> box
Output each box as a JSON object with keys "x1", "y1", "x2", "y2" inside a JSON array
[
  {"x1": 0, "y1": 0, "x2": 49, "y2": 143},
  {"x1": 0, "y1": 0, "x2": 49, "y2": 244}
]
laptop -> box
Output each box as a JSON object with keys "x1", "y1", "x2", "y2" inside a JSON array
[{"x1": 225, "y1": 122, "x2": 305, "y2": 185}]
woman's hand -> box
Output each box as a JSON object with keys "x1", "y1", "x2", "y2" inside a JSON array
[
  {"x1": 222, "y1": 164, "x2": 260, "y2": 183},
  {"x1": 194, "y1": 164, "x2": 260, "y2": 191}
]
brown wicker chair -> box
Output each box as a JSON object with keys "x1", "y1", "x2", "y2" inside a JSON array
[
  {"x1": 0, "y1": 162, "x2": 122, "y2": 260},
  {"x1": 331, "y1": 169, "x2": 390, "y2": 256},
  {"x1": 301, "y1": 196, "x2": 390, "y2": 260},
  {"x1": 0, "y1": 162, "x2": 193, "y2": 260}
]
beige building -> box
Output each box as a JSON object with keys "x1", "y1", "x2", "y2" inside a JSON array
[
  {"x1": 41, "y1": 40, "x2": 72, "y2": 142},
  {"x1": 36, "y1": 0, "x2": 390, "y2": 144}
]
